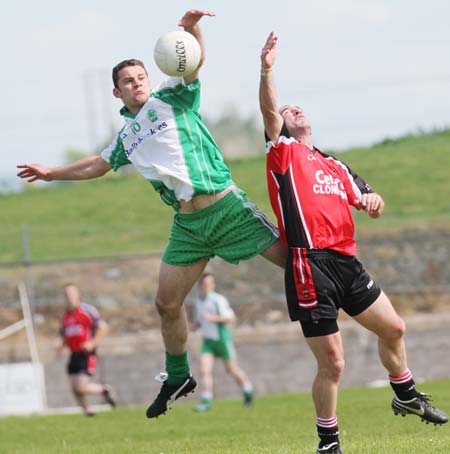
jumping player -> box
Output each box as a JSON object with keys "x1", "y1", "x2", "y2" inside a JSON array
[
  {"x1": 18, "y1": 11, "x2": 286, "y2": 419},
  {"x1": 259, "y1": 31, "x2": 448, "y2": 454},
  {"x1": 59, "y1": 284, "x2": 116, "y2": 416}
]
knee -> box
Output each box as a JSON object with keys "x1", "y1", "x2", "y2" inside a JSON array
[
  {"x1": 224, "y1": 363, "x2": 237, "y2": 376},
  {"x1": 381, "y1": 317, "x2": 406, "y2": 342},
  {"x1": 155, "y1": 294, "x2": 181, "y2": 318},
  {"x1": 330, "y1": 357, "x2": 345, "y2": 382},
  {"x1": 318, "y1": 356, "x2": 345, "y2": 383},
  {"x1": 72, "y1": 384, "x2": 84, "y2": 396},
  {"x1": 199, "y1": 365, "x2": 211, "y2": 377}
]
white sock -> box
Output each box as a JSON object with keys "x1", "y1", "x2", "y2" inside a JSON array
[{"x1": 201, "y1": 391, "x2": 213, "y2": 401}]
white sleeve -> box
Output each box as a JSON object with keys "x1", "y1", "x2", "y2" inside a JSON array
[{"x1": 215, "y1": 295, "x2": 235, "y2": 318}]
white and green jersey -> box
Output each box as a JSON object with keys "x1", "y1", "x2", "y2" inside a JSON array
[
  {"x1": 101, "y1": 77, "x2": 235, "y2": 211},
  {"x1": 194, "y1": 291, "x2": 234, "y2": 341}
]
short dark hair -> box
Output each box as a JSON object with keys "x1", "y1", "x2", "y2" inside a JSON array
[
  {"x1": 112, "y1": 59, "x2": 147, "y2": 89},
  {"x1": 199, "y1": 272, "x2": 214, "y2": 283}
]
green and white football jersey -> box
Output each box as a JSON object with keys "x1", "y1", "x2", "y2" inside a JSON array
[
  {"x1": 101, "y1": 77, "x2": 235, "y2": 211},
  {"x1": 194, "y1": 291, "x2": 234, "y2": 341}
]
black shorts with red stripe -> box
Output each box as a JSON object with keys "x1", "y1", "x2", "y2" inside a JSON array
[
  {"x1": 285, "y1": 248, "x2": 381, "y2": 337},
  {"x1": 67, "y1": 351, "x2": 97, "y2": 376}
]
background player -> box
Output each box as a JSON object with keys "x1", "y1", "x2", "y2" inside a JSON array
[
  {"x1": 192, "y1": 273, "x2": 254, "y2": 412},
  {"x1": 58, "y1": 283, "x2": 116, "y2": 416}
]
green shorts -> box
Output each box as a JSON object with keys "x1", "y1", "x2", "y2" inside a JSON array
[
  {"x1": 163, "y1": 188, "x2": 279, "y2": 265},
  {"x1": 201, "y1": 338, "x2": 236, "y2": 360}
]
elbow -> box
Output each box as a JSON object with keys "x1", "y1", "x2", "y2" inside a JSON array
[
  {"x1": 197, "y1": 54, "x2": 205, "y2": 69},
  {"x1": 99, "y1": 322, "x2": 109, "y2": 334},
  {"x1": 99, "y1": 167, "x2": 110, "y2": 177},
  {"x1": 93, "y1": 159, "x2": 111, "y2": 178}
]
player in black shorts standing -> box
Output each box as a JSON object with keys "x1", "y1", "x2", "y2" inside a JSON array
[{"x1": 259, "y1": 32, "x2": 448, "y2": 454}]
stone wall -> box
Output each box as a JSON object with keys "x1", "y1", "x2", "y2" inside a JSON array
[
  {"x1": 2, "y1": 313, "x2": 449, "y2": 410},
  {"x1": 0, "y1": 230, "x2": 449, "y2": 410}
]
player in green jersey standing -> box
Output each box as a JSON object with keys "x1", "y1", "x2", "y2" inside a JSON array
[
  {"x1": 192, "y1": 273, "x2": 254, "y2": 412},
  {"x1": 17, "y1": 10, "x2": 286, "y2": 418}
]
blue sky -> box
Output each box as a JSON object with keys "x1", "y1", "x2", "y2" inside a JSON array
[{"x1": 3, "y1": 0, "x2": 450, "y2": 188}]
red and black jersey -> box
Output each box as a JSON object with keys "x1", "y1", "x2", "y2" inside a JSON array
[
  {"x1": 266, "y1": 124, "x2": 372, "y2": 256},
  {"x1": 61, "y1": 303, "x2": 102, "y2": 352}
]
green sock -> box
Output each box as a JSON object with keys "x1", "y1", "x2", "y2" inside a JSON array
[{"x1": 165, "y1": 351, "x2": 189, "y2": 385}]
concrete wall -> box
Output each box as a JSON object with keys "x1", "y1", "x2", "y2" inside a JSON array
[
  {"x1": 1, "y1": 230, "x2": 449, "y2": 411},
  {"x1": 7, "y1": 312, "x2": 449, "y2": 410}
]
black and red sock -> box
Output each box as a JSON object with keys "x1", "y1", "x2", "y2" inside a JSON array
[
  {"x1": 389, "y1": 369, "x2": 418, "y2": 401},
  {"x1": 316, "y1": 416, "x2": 339, "y2": 447}
]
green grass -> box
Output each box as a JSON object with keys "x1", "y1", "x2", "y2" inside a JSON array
[
  {"x1": 1, "y1": 129, "x2": 449, "y2": 263},
  {"x1": 1, "y1": 380, "x2": 450, "y2": 453}
]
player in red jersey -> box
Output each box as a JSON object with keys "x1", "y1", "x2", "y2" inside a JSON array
[
  {"x1": 59, "y1": 284, "x2": 116, "y2": 416},
  {"x1": 259, "y1": 32, "x2": 447, "y2": 454}
]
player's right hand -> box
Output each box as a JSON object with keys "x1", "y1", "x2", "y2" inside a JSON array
[
  {"x1": 17, "y1": 163, "x2": 53, "y2": 182},
  {"x1": 261, "y1": 31, "x2": 278, "y2": 71}
]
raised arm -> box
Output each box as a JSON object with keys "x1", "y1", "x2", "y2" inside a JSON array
[
  {"x1": 17, "y1": 155, "x2": 111, "y2": 183},
  {"x1": 178, "y1": 9, "x2": 215, "y2": 84},
  {"x1": 259, "y1": 32, "x2": 284, "y2": 142}
]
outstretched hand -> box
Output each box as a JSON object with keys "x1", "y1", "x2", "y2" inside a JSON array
[
  {"x1": 261, "y1": 32, "x2": 278, "y2": 70},
  {"x1": 16, "y1": 163, "x2": 52, "y2": 183},
  {"x1": 178, "y1": 9, "x2": 215, "y2": 28}
]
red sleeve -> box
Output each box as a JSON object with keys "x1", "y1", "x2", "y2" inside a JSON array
[
  {"x1": 265, "y1": 122, "x2": 294, "y2": 174},
  {"x1": 323, "y1": 154, "x2": 373, "y2": 209},
  {"x1": 81, "y1": 303, "x2": 102, "y2": 328}
]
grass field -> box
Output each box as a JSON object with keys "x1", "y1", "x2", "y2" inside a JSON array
[{"x1": 1, "y1": 380, "x2": 449, "y2": 453}]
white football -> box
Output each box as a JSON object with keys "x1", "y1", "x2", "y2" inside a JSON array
[{"x1": 153, "y1": 30, "x2": 201, "y2": 77}]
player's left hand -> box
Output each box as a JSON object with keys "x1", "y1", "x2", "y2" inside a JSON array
[
  {"x1": 202, "y1": 312, "x2": 218, "y2": 322},
  {"x1": 361, "y1": 192, "x2": 384, "y2": 218},
  {"x1": 81, "y1": 340, "x2": 95, "y2": 353},
  {"x1": 178, "y1": 10, "x2": 215, "y2": 28}
]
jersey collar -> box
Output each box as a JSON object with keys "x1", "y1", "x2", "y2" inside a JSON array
[
  {"x1": 120, "y1": 92, "x2": 156, "y2": 119},
  {"x1": 120, "y1": 106, "x2": 138, "y2": 119}
]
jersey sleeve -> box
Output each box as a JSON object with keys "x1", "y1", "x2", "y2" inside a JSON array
[
  {"x1": 100, "y1": 132, "x2": 132, "y2": 171},
  {"x1": 81, "y1": 303, "x2": 102, "y2": 328},
  {"x1": 153, "y1": 77, "x2": 201, "y2": 113},
  {"x1": 334, "y1": 158, "x2": 373, "y2": 208},
  {"x1": 265, "y1": 123, "x2": 296, "y2": 174},
  {"x1": 215, "y1": 295, "x2": 235, "y2": 318}
]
